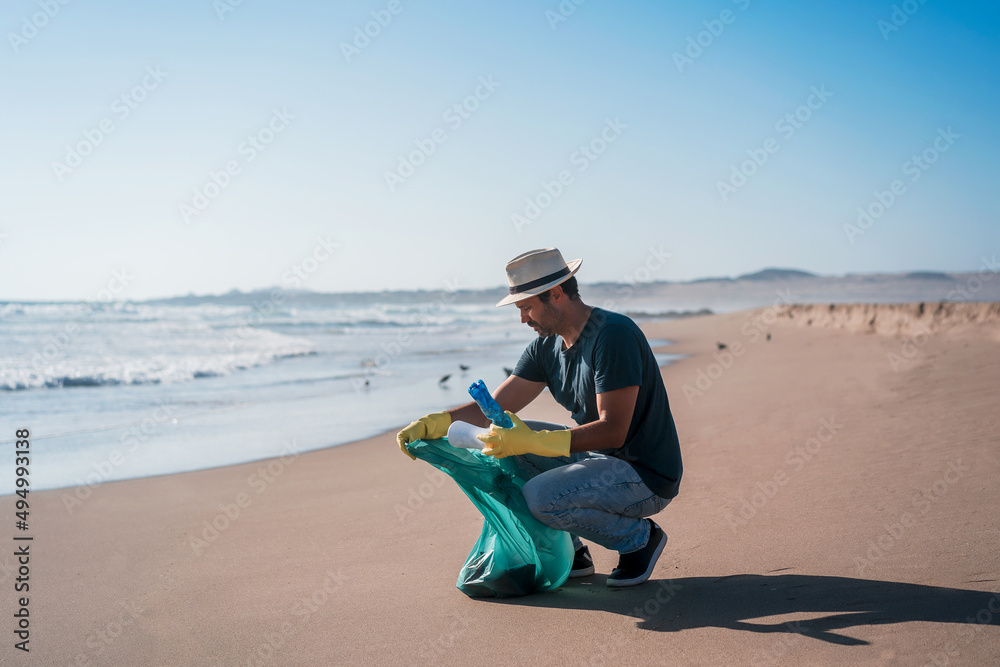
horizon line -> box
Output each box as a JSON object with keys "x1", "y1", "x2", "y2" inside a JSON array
[{"x1": 0, "y1": 267, "x2": 983, "y2": 304}]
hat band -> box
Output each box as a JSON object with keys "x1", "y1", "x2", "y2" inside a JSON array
[{"x1": 508, "y1": 267, "x2": 570, "y2": 295}]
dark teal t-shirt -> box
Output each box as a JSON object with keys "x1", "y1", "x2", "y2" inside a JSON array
[{"x1": 512, "y1": 307, "x2": 682, "y2": 499}]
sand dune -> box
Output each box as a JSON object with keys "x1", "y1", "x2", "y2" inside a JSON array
[{"x1": 776, "y1": 301, "x2": 1000, "y2": 338}]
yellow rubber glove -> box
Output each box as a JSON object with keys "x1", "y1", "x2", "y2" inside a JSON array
[
  {"x1": 397, "y1": 411, "x2": 452, "y2": 460},
  {"x1": 476, "y1": 411, "x2": 571, "y2": 459}
]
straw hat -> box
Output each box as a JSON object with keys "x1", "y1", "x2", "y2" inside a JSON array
[{"x1": 496, "y1": 248, "x2": 583, "y2": 307}]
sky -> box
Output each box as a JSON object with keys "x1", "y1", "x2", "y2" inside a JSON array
[{"x1": 1, "y1": 0, "x2": 998, "y2": 301}]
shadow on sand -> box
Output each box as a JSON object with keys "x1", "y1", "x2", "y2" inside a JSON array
[{"x1": 483, "y1": 573, "x2": 1000, "y2": 646}]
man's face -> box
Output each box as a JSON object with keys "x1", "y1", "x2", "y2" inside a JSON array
[{"x1": 516, "y1": 294, "x2": 560, "y2": 337}]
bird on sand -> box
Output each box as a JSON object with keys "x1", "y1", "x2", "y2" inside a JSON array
[
  {"x1": 459, "y1": 364, "x2": 469, "y2": 371},
  {"x1": 439, "y1": 374, "x2": 451, "y2": 385},
  {"x1": 716, "y1": 342, "x2": 728, "y2": 350}
]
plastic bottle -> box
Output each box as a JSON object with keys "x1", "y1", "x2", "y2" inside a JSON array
[
  {"x1": 468, "y1": 380, "x2": 513, "y2": 428},
  {"x1": 446, "y1": 420, "x2": 488, "y2": 449}
]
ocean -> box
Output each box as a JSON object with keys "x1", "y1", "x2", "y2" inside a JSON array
[
  {"x1": 0, "y1": 292, "x2": 681, "y2": 495},
  {"x1": 6, "y1": 268, "x2": 993, "y2": 496}
]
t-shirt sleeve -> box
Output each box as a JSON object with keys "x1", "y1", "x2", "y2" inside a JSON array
[
  {"x1": 593, "y1": 324, "x2": 643, "y2": 393},
  {"x1": 512, "y1": 338, "x2": 547, "y2": 383}
]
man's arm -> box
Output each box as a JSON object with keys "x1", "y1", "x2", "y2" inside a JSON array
[
  {"x1": 447, "y1": 374, "x2": 546, "y2": 428},
  {"x1": 565, "y1": 385, "x2": 639, "y2": 453}
]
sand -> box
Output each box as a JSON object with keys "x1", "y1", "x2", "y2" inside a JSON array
[
  {"x1": 776, "y1": 301, "x2": 1000, "y2": 338},
  {"x1": 9, "y1": 303, "x2": 1000, "y2": 665}
]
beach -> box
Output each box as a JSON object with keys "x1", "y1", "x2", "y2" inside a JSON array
[{"x1": 12, "y1": 302, "x2": 1000, "y2": 665}]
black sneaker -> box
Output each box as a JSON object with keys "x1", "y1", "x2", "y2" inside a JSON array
[
  {"x1": 606, "y1": 520, "x2": 667, "y2": 587},
  {"x1": 569, "y1": 545, "x2": 595, "y2": 578}
]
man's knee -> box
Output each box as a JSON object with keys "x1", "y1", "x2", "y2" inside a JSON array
[
  {"x1": 521, "y1": 476, "x2": 549, "y2": 518},
  {"x1": 521, "y1": 476, "x2": 570, "y2": 530}
]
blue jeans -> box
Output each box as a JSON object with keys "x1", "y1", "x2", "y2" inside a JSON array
[{"x1": 514, "y1": 421, "x2": 671, "y2": 555}]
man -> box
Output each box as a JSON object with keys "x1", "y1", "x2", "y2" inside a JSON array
[{"x1": 397, "y1": 248, "x2": 682, "y2": 587}]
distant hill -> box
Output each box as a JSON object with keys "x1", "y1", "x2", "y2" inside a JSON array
[
  {"x1": 903, "y1": 271, "x2": 952, "y2": 281},
  {"x1": 737, "y1": 268, "x2": 817, "y2": 281},
  {"x1": 687, "y1": 276, "x2": 734, "y2": 284}
]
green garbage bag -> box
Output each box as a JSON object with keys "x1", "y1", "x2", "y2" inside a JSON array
[{"x1": 405, "y1": 438, "x2": 573, "y2": 598}]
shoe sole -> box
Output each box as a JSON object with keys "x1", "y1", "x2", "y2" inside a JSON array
[
  {"x1": 569, "y1": 565, "x2": 595, "y2": 578},
  {"x1": 605, "y1": 530, "x2": 667, "y2": 587}
]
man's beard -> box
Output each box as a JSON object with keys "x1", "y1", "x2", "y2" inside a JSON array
[
  {"x1": 528, "y1": 320, "x2": 554, "y2": 337},
  {"x1": 527, "y1": 304, "x2": 561, "y2": 337}
]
